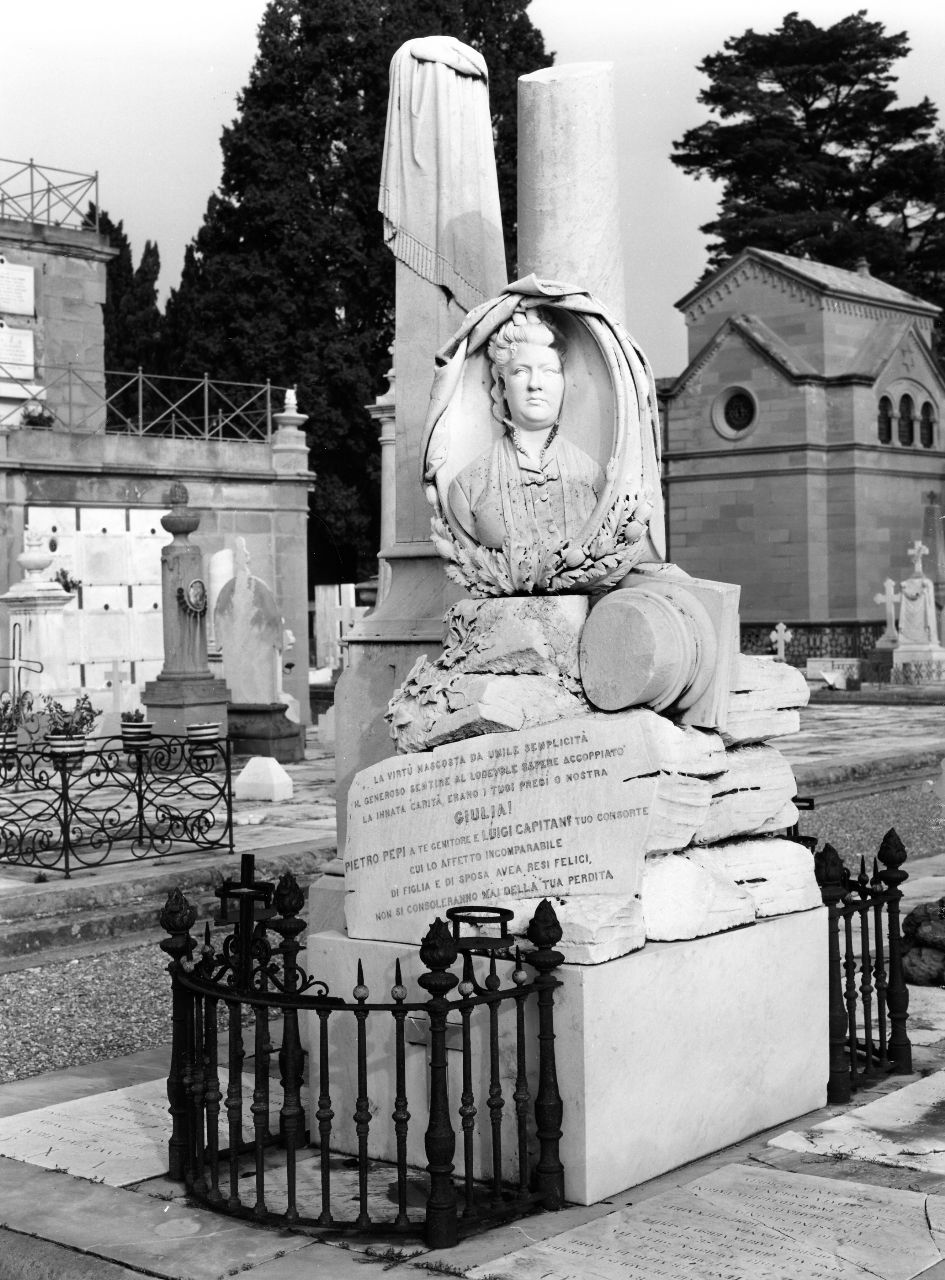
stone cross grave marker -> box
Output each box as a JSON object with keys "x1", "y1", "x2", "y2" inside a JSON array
[
  {"x1": 0, "y1": 621, "x2": 43, "y2": 702},
  {"x1": 873, "y1": 578, "x2": 901, "y2": 645},
  {"x1": 769, "y1": 622, "x2": 792, "y2": 662},
  {"x1": 908, "y1": 539, "x2": 929, "y2": 577}
]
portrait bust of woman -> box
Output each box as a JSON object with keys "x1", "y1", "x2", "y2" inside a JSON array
[
  {"x1": 448, "y1": 308, "x2": 604, "y2": 551},
  {"x1": 421, "y1": 278, "x2": 665, "y2": 596}
]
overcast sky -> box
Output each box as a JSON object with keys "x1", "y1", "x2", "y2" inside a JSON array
[{"x1": 2, "y1": 1, "x2": 942, "y2": 375}]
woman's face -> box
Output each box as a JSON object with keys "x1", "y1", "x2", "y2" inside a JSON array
[{"x1": 501, "y1": 341, "x2": 564, "y2": 432}]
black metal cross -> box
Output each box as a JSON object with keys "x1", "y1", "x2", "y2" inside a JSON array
[{"x1": 216, "y1": 853, "x2": 275, "y2": 988}]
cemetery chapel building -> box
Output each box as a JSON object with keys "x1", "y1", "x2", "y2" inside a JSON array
[{"x1": 659, "y1": 247, "x2": 945, "y2": 658}]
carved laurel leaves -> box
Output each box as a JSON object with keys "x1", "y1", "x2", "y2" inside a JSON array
[{"x1": 430, "y1": 489, "x2": 653, "y2": 597}]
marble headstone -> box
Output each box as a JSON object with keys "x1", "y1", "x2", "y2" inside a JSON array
[{"x1": 213, "y1": 538, "x2": 284, "y2": 704}]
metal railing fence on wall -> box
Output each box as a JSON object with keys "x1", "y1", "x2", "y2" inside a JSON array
[
  {"x1": 812, "y1": 828, "x2": 911, "y2": 1103},
  {"x1": 0, "y1": 734, "x2": 233, "y2": 877},
  {"x1": 0, "y1": 157, "x2": 97, "y2": 229},
  {"x1": 0, "y1": 364, "x2": 284, "y2": 443},
  {"x1": 159, "y1": 855, "x2": 565, "y2": 1249}
]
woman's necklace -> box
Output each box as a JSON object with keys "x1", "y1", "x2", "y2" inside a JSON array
[{"x1": 508, "y1": 420, "x2": 559, "y2": 466}]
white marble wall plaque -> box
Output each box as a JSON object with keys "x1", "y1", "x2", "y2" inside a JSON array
[
  {"x1": 0, "y1": 258, "x2": 34, "y2": 316},
  {"x1": 0, "y1": 322, "x2": 34, "y2": 378},
  {"x1": 466, "y1": 1163, "x2": 945, "y2": 1280},
  {"x1": 344, "y1": 711, "x2": 722, "y2": 942}
]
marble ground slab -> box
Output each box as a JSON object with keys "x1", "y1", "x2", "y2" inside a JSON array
[
  {"x1": 466, "y1": 1162, "x2": 945, "y2": 1280},
  {"x1": 769, "y1": 1068, "x2": 945, "y2": 1174},
  {"x1": 0, "y1": 1073, "x2": 282, "y2": 1186}
]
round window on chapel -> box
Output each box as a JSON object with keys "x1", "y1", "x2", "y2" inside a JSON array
[
  {"x1": 724, "y1": 392, "x2": 755, "y2": 432},
  {"x1": 712, "y1": 386, "x2": 759, "y2": 439}
]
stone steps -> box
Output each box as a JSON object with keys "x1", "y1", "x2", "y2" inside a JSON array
[{"x1": 0, "y1": 842, "x2": 337, "y2": 961}]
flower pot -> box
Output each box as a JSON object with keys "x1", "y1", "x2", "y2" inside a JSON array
[
  {"x1": 46, "y1": 733, "x2": 86, "y2": 760},
  {"x1": 186, "y1": 722, "x2": 219, "y2": 739},
  {"x1": 121, "y1": 722, "x2": 153, "y2": 749},
  {"x1": 186, "y1": 722, "x2": 220, "y2": 762}
]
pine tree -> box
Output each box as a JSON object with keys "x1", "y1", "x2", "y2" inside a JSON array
[
  {"x1": 671, "y1": 11, "x2": 945, "y2": 332},
  {"x1": 162, "y1": 0, "x2": 550, "y2": 582}
]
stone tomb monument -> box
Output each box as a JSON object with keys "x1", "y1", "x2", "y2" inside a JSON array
[
  {"x1": 141, "y1": 482, "x2": 229, "y2": 734},
  {"x1": 894, "y1": 539, "x2": 945, "y2": 668},
  {"x1": 213, "y1": 537, "x2": 303, "y2": 762},
  {"x1": 309, "y1": 279, "x2": 825, "y2": 1204}
]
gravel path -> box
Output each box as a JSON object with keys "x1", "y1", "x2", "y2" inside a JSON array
[
  {"x1": 2, "y1": 782, "x2": 943, "y2": 1086},
  {"x1": 0, "y1": 939, "x2": 172, "y2": 1083},
  {"x1": 798, "y1": 781, "x2": 945, "y2": 868}
]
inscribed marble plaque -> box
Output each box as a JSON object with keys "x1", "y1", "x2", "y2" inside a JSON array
[
  {"x1": 0, "y1": 259, "x2": 34, "y2": 316},
  {"x1": 0, "y1": 322, "x2": 34, "y2": 378},
  {"x1": 344, "y1": 711, "x2": 721, "y2": 943},
  {"x1": 466, "y1": 1163, "x2": 945, "y2": 1280}
]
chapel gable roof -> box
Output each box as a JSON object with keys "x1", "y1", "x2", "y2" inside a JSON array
[
  {"x1": 676, "y1": 247, "x2": 940, "y2": 319},
  {"x1": 665, "y1": 312, "x2": 818, "y2": 398}
]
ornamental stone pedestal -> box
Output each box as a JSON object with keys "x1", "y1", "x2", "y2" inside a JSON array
[
  {"x1": 142, "y1": 482, "x2": 230, "y2": 734},
  {"x1": 0, "y1": 530, "x2": 72, "y2": 695}
]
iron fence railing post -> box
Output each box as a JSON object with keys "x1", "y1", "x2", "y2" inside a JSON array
[
  {"x1": 855, "y1": 859, "x2": 875, "y2": 1076},
  {"x1": 390, "y1": 960, "x2": 411, "y2": 1232},
  {"x1": 316, "y1": 1007, "x2": 334, "y2": 1227},
  {"x1": 815, "y1": 843, "x2": 852, "y2": 1104},
  {"x1": 224, "y1": 739, "x2": 234, "y2": 853},
  {"x1": 226, "y1": 998, "x2": 245, "y2": 1212},
  {"x1": 273, "y1": 873, "x2": 306, "y2": 1224},
  {"x1": 137, "y1": 367, "x2": 143, "y2": 433},
  {"x1": 159, "y1": 888, "x2": 198, "y2": 1181},
  {"x1": 526, "y1": 899, "x2": 565, "y2": 1210},
  {"x1": 352, "y1": 961, "x2": 372, "y2": 1231},
  {"x1": 203, "y1": 373, "x2": 210, "y2": 437},
  {"x1": 871, "y1": 857, "x2": 889, "y2": 1069},
  {"x1": 878, "y1": 828, "x2": 912, "y2": 1073},
  {"x1": 419, "y1": 918, "x2": 460, "y2": 1249}
]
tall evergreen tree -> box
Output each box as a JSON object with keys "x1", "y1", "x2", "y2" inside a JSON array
[
  {"x1": 162, "y1": 0, "x2": 550, "y2": 582},
  {"x1": 671, "y1": 11, "x2": 945, "y2": 334},
  {"x1": 87, "y1": 204, "x2": 163, "y2": 372}
]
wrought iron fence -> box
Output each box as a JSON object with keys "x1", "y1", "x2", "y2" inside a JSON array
[
  {"x1": 0, "y1": 734, "x2": 233, "y2": 877},
  {"x1": 0, "y1": 363, "x2": 284, "y2": 442},
  {"x1": 0, "y1": 157, "x2": 98, "y2": 229},
  {"x1": 159, "y1": 855, "x2": 565, "y2": 1249},
  {"x1": 812, "y1": 828, "x2": 911, "y2": 1103},
  {"x1": 890, "y1": 660, "x2": 945, "y2": 685}
]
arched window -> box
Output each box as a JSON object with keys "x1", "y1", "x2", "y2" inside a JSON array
[
  {"x1": 899, "y1": 394, "x2": 915, "y2": 446},
  {"x1": 921, "y1": 401, "x2": 936, "y2": 449},
  {"x1": 877, "y1": 396, "x2": 892, "y2": 444}
]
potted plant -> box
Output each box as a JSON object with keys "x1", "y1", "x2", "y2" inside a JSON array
[
  {"x1": 121, "y1": 708, "x2": 153, "y2": 749},
  {"x1": 42, "y1": 693, "x2": 102, "y2": 758},
  {"x1": 20, "y1": 400, "x2": 55, "y2": 428}
]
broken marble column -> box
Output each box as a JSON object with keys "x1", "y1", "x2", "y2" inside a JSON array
[{"x1": 517, "y1": 62, "x2": 626, "y2": 318}]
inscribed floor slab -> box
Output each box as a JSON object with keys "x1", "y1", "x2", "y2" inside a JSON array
[{"x1": 465, "y1": 1163, "x2": 945, "y2": 1280}]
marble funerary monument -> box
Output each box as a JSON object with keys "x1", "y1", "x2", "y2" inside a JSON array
[{"x1": 310, "y1": 41, "x2": 826, "y2": 1206}]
